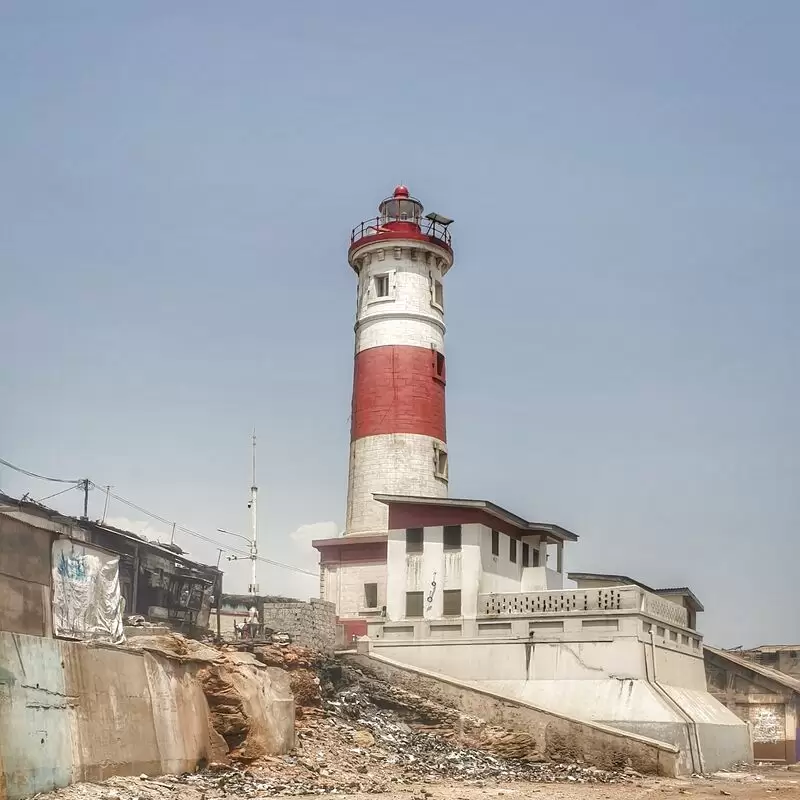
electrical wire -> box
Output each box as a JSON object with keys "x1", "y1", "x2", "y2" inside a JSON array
[
  {"x1": 255, "y1": 554, "x2": 317, "y2": 578},
  {"x1": 92, "y1": 483, "x2": 318, "y2": 577},
  {"x1": 35, "y1": 485, "x2": 80, "y2": 503},
  {"x1": 0, "y1": 459, "x2": 318, "y2": 578},
  {"x1": 92, "y1": 485, "x2": 244, "y2": 551},
  {"x1": 0, "y1": 457, "x2": 82, "y2": 484}
]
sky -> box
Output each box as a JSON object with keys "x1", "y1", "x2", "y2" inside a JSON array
[{"x1": 1, "y1": 1, "x2": 798, "y2": 648}]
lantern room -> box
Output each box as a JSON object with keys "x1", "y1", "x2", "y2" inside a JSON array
[{"x1": 378, "y1": 185, "x2": 423, "y2": 226}]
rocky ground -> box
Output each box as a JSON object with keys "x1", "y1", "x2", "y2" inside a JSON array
[
  {"x1": 32, "y1": 767, "x2": 800, "y2": 800},
  {"x1": 32, "y1": 642, "x2": 800, "y2": 800}
]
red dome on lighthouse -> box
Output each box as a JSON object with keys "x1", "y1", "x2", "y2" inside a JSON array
[{"x1": 349, "y1": 186, "x2": 453, "y2": 265}]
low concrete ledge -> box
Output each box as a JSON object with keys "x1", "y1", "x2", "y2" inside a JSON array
[
  {"x1": 344, "y1": 650, "x2": 681, "y2": 776},
  {"x1": 0, "y1": 631, "x2": 295, "y2": 800}
]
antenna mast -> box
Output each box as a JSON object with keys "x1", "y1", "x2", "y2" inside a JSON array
[{"x1": 249, "y1": 430, "x2": 259, "y2": 597}]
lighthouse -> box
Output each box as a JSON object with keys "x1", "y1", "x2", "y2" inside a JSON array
[
  {"x1": 308, "y1": 190, "x2": 754, "y2": 778},
  {"x1": 345, "y1": 186, "x2": 454, "y2": 535}
]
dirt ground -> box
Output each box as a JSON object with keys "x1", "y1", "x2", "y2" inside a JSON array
[{"x1": 294, "y1": 768, "x2": 800, "y2": 800}]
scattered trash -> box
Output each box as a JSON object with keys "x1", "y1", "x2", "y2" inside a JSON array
[{"x1": 32, "y1": 648, "x2": 633, "y2": 800}]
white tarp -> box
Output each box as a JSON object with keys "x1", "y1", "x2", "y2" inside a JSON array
[{"x1": 52, "y1": 539, "x2": 125, "y2": 643}]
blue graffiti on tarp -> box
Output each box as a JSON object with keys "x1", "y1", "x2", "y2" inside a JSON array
[{"x1": 57, "y1": 551, "x2": 88, "y2": 582}]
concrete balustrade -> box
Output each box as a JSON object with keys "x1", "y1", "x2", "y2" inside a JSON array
[{"x1": 479, "y1": 585, "x2": 690, "y2": 629}]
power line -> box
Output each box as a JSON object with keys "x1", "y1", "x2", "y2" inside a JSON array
[
  {"x1": 93, "y1": 484, "x2": 318, "y2": 577},
  {"x1": 0, "y1": 461, "x2": 318, "y2": 579},
  {"x1": 254, "y1": 553, "x2": 318, "y2": 578},
  {"x1": 0, "y1": 457, "x2": 82, "y2": 485},
  {"x1": 93, "y1": 485, "x2": 241, "y2": 550},
  {"x1": 35, "y1": 485, "x2": 80, "y2": 503},
  {"x1": 93, "y1": 485, "x2": 171, "y2": 527},
  {"x1": 0, "y1": 459, "x2": 317, "y2": 576}
]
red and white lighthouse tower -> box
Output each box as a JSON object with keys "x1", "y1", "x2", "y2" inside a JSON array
[{"x1": 345, "y1": 186, "x2": 454, "y2": 535}]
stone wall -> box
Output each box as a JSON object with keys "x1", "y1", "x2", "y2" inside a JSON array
[
  {"x1": 215, "y1": 596, "x2": 336, "y2": 653},
  {"x1": 261, "y1": 598, "x2": 336, "y2": 653}
]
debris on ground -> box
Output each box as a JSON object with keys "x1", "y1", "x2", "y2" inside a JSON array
[{"x1": 34, "y1": 642, "x2": 637, "y2": 800}]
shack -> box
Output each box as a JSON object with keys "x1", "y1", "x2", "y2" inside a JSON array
[{"x1": 0, "y1": 492, "x2": 221, "y2": 640}]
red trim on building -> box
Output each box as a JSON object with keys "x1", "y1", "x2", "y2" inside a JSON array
[
  {"x1": 314, "y1": 539, "x2": 387, "y2": 565},
  {"x1": 349, "y1": 226, "x2": 452, "y2": 264},
  {"x1": 339, "y1": 619, "x2": 368, "y2": 643},
  {"x1": 386, "y1": 503, "x2": 529, "y2": 540},
  {"x1": 351, "y1": 346, "x2": 446, "y2": 441},
  {"x1": 313, "y1": 534, "x2": 387, "y2": 548}
]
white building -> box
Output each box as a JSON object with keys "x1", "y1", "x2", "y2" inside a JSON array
[
  {"x1": 312, "y1": 186, "x2": 751, "y2": 773},
  {"x1": 315, "y1": 494, "x2": 573, "y2": 637}
]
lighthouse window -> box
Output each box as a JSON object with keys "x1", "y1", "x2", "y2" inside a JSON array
[
  {"x1": 509, "y1": 538, "x2": 517, "y2": 563},
  {"x1": 432, "y1": 279, "x2": 444, "y2": 309},
  {"x1": 374, "y1": 273, "x2": 390, "y2": 298},
  {"x1": 434, "y1": 447, "x2": 449, "y2": 481},
  {"x1": 434, "y1": 351, "x2": 445, "y2": 381}
]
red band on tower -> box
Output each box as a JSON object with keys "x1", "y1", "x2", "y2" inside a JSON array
[{"x1": 351, "y1": 345, "x2": 446, "y2": 441}]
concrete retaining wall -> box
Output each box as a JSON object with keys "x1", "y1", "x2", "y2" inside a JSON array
[
  {"x1": 345, "y1": 650, "x2": 680, "y2": 776},
  {"x1": 0, "y1": 632, "x2": 294, "y2": 800},
  {"x1": 368, "y1": 633, "x2": 752, "y2": 773}
]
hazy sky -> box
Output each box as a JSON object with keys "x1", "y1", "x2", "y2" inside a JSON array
[{"x1": 2, "y1": 2, "x2": 797, "y2": 647}]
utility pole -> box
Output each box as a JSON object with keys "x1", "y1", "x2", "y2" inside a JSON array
[
  {"x1": 80, "y1": 479, "x2": 90, "y2": 520},
  {"x1": 100, "y1": 485, "x2": 112, "y2": 524},
  {"x1": 248, "y1": 430, "x2": 259, "y2": 597},
  {"x1": 218, "y1": 432, "x2": 260, "y2": 599}
]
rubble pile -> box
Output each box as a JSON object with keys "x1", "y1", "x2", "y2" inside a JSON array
[
  {"x1": 196, "y1": 665, "x2": 251, "y2": 754},
  {"x1": 35, "y1": 643, "x2": 636, "y2": 799},
  {"x1": 298, "y1": 672, "x2": 631, "y2": 786},
  {"x1": 247, "y1": 643, "x2": 325, "y2": 714},
  {"x1": 330, "y1": 671, "x2": 541, "y2": 760}
]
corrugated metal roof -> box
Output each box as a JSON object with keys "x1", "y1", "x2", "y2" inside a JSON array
[
  {"x1": 0, "y1": 491, "x2": 218, "y2": 574},
  {"x1": 704, "y1": 645, "x2": 800, "y2": 694}
]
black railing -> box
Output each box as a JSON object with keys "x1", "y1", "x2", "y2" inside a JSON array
[{"x1": 350, "y1": 217, "x2": 452, "y2": 248}]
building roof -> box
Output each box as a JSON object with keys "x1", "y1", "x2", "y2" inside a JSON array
[
  {"x1": 311, "y1": 533, "x2": 388, "y2": 548},
  {"x1": 704, "y1": 645, "x2": 800, "y2": 694},
  {"x1": 0, "y1": 491, "x2": 219, "y2": 575},
  {"x1": 654, "y1": 587, "x2": 705, "y2": 613},
  {"x1": 373, "y1": 494, "x2": 579, "y2": 542},
  {"x1": 742, "y1": 645, "x2": 800, "y2": 653},
  {"x1": 568, "y1": 572, "x2": 704, "y2": 612},
  {"x1": 569, "y1": 572, "x2": 657, "y2": 592}
]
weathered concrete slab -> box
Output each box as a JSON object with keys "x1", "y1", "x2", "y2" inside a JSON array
[
  {"x1": 0, "y1": 632, "x2": 294, "y2": 800},
  {"x1": 0, "y1": 635, "x2": 72, "y2": 799}
]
